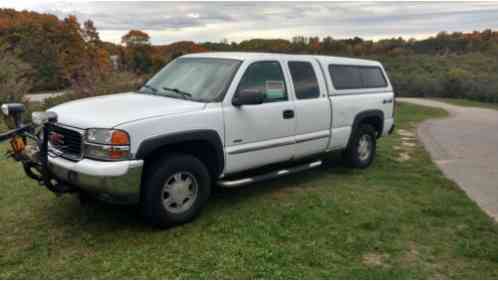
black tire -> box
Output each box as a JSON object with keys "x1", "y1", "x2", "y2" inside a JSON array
[
  {"x1": 344, "y1": 124, "x2": 377, "y2": 169},
  {"x1": 141, "y1": 153, "x2": 211, "y2": 228},
  {"x1": 78, "y1": 191, "x2": 96, "y2": 205}
]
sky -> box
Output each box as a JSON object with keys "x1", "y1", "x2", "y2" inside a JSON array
[{"x1": 1, "y1": 1, "x2": 498, "y2": 45}]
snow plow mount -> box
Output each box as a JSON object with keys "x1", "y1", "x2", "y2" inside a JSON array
[{"x1": 1, "y1": 103, "x2": 76, "y2": 194}]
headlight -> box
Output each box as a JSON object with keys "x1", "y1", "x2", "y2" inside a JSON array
[
  {"x1": 1, "y1": 104, "x2": 9, "y2": 116},
  {"x1": 2, "y1": 103, "x2": 26, "y2": 129},
  {"x1": 84, "y1": 128, "x2": 130, "y2": 161}
]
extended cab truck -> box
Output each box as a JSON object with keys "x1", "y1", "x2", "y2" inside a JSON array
[{"x1": 0, "y1": 52, "x2": 394, "y2": 228}]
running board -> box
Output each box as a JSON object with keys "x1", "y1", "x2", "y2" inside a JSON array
[{"x1": 217, "y1": 160, "x2": 323, "y2": 188}]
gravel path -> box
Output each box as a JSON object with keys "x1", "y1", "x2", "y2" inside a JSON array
[
  {"x1": 399, "y1": 98, "x2": 498, "y2": 221},
  {"x1": 25, "y1": 92, "x2": 65, "y2": 103}
]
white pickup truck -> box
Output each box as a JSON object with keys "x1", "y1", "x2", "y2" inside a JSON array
[{"x1": 1, "y1": 52, "x2": 394, "y2": 227}]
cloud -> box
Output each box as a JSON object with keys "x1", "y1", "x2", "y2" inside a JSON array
[{"x1": 1, "y1": 1, "x2": 497, "y2": 44}]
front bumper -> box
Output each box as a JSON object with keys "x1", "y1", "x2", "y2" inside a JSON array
[{"x1": 48, "y1": 156, "x2": 144, "y2": 204}]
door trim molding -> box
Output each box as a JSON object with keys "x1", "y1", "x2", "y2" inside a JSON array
[
  {"x1": 227, "y1": 138, "x2": 295, "y2": 155},
  {"x1": 295, "y1": 130, "x2": 330, "y2": 144},
  {"x1": 227, "y1": 130, "x2": 330, "y2": 155}
]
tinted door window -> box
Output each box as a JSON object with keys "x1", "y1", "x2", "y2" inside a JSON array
[
  {"x1": 288, "y1": 61, "x2": 320, "y2": 99},
  {"x1": 329, "y1": 65, "x2": 362, "y2": 90},
  {"x1": 237, "y1": 61, "x2": 287, "y2": 103},
  {"x1": 360, "y1": 67, "x2": 387, "y2": 88}
]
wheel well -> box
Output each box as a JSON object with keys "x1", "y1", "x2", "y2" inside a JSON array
[
  {"x1": 359, "y1": 115, "x2": 383, "y2": 137},
  {"x1": 142, "y1": 140, "x2": 221, "y2": 180}
]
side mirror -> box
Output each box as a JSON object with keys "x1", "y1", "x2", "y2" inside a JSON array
[
  {"x1": 1, "y1": 103, "x2": 25, "y2": 129},
  {"x1": 232, "y1": 89, "x2": 265, "y2": 106}
]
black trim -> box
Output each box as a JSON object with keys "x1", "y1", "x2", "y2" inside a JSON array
[
  {"x1": 350, "y1": 110, "x2": 384, "y2": 144},
  {"x1": 135, "y1": 130, "x2": 224, "y2": 176}
]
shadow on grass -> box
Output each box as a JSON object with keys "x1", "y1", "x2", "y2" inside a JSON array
[{"x1": 42, "y1": 153, "x2": 350, "y2": 232}]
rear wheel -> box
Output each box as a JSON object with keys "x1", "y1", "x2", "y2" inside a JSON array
[
  {"x1": 141, "y1": 154, "x2": 211, "y2": 228},
  {"x1": 344, "y1": 124, "x2": 377, "y2": 169}
]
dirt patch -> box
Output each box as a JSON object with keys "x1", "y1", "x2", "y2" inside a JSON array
[
  {"x1": 394, "y1": 129, "x2": 418, "y2": 161},
  {"x1": 401, "y1": 142, "x2": 416, "y2": 148},
  {"x1": 395, "y1": 152, "x2": 411, "y2": 162},
  {"x1": 400, "y1": 242, "x2": 419, "y2": 264},
  {"x1": 397, "y1": 129, "x2": 416, "y2": 138},
  {"x1": 362, "y1": 253, "x2": 389, "y2": 267},
  {"x1": 401, "y1": 137, "x2": 415, "y2": 141}
]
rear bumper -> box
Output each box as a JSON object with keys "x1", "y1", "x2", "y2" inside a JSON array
[{"x1": 48, "y1": 156, "x2": 143, "y2": 204}]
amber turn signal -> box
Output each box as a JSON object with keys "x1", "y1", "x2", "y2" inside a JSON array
[{"x1": 111, "y1": 130, "x2": 130, "y2": 145}]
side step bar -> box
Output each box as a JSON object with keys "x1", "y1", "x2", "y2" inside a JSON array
[{"x1": 217, "y1": 160, "x2": 322, "y2": 188}]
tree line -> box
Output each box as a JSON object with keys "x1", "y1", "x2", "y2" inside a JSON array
[{"x1": 1, "y1": 8, "x2": 498, "y2": 104}]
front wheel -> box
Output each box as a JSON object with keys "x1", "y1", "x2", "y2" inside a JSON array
[
  {"x1": 344, "y1": 124, "x2": 377, "y2": 169},
  {"x1": 141, "y1": 154, "x2": 211, "y2": 228}
]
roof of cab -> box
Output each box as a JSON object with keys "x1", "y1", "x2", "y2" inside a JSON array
[{"x1": 182, "y1": 52, "x2": 382, "y2": 67}]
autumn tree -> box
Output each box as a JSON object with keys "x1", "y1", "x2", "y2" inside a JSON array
[
  {"x1": 0, "y1": 9, "x2": 65, "y2": 90},
  {"x1": 121, "y1": 30, "x2": 150, "y2": 47},
  {"x1": 121, "y1": 30, "x2": 153, "y2": 73},
  {"x1": 0, "y1": 44, "x2": 32, "y2": 104}
]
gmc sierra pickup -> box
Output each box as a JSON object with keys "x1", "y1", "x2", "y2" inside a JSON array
[{"x1": 0, "y1": 52, "x2": 394, "y2": 228}]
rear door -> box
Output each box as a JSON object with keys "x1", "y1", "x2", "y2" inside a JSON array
[{"x1": 284, "y1": 59, "x2": 331, "y2": 158}]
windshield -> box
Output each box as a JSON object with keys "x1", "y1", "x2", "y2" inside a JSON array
[{"x1": 140, "y1": 57, "x2": 241, "y2": 102}]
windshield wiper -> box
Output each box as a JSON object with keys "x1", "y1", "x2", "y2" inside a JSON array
[
  {"x1": 140, "y1": 84, "x2": 158, "y2": 95},
  {"x1": 162, "y1": 87, "x2": 192, "y2": 100}
]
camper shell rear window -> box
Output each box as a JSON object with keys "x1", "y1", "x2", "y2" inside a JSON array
[{"x1": 329, "y1": 65, "x2": 387, "y2": 90}]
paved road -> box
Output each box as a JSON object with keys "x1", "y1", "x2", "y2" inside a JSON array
[
  {"x1": 25, "y1": 92, "x2": 65, "y2": 103},
  {"x1": 399, "y1": 98, "x2": 498, "y2": 221}
]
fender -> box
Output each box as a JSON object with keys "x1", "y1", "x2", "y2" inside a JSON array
[
  {"x1": 350, "y1": 109, "x2": 384, "y2": 142},
  {"x1": 135, "y1": 129, "x2": 224, "y2": 176}
]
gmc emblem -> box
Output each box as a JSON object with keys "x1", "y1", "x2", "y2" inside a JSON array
[{"x1": 49, "y1": 131, "x2": 65, "y2": 146}]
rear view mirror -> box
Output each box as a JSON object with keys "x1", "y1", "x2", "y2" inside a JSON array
[
  {"x1": 1, "y1": 103, "x2": 25, "y2": 129},
  {"x1": 232, "y1": 89, "x2": 265, "y2": 106}
]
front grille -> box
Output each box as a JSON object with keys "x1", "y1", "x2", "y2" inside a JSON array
[{"x1": 48, "y1": 124, "x2": 83, "y2": 161}]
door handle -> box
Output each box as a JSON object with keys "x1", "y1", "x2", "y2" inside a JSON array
[
  {"x1": 383, "y1": 98, "x2": 393, "y2": 104},
  {"x1": 283, "y1": 109, "x2": 294, "y2": 119}
]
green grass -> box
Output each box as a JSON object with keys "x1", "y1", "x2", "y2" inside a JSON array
[
  {"x1": 433, "y1": 98, "x2": 498, "y2": 110},
  {"x1": 1, "y1": 103, "x2": 497, "y2": 279}
]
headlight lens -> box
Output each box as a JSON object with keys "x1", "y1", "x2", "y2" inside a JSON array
[
  {"x1": 1, "y1": 104, "x2": 9, "y2": 116},
  {"x1": 86, "y1": 128, "x2": 130, "y2": 145},
  {"x1": 84, "y1": 129, "x2": 130, "y2": 161}
]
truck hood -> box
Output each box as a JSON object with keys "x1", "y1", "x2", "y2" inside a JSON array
[{"x1": 49, "y1": 92, "x2": 207, "y2": 129}]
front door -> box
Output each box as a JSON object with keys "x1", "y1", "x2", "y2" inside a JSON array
[{"x1": 223, "y1": 60, "x2": 296, "y2": 174}]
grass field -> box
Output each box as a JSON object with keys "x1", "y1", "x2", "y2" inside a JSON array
[
  {"x1": 433, "y1": 98, "x2": 498, "y2": 110},
  {"x1": 1, "y1": 103, "x2": 497, "y2": 279}
]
